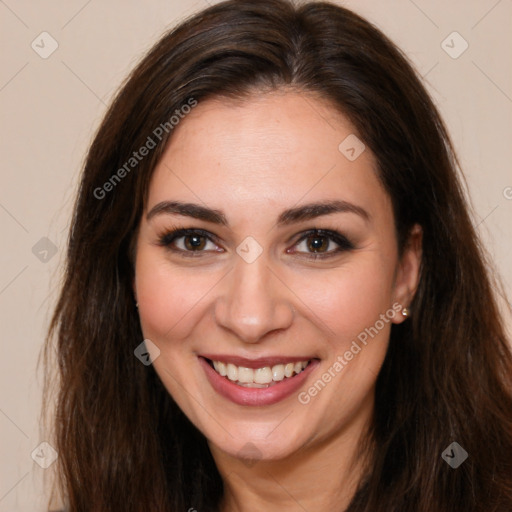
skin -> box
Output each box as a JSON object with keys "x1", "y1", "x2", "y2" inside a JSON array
[{"x1": 133, "y1": 88, "x2": 422, "y2": 511}]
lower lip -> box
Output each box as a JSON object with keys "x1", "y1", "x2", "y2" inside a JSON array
[{"x1": 199, "y1": 357, "x2": 319, "y2": 406}]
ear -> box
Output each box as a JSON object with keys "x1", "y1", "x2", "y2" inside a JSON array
[{"x1": 391, "y1": 223, "x2": 422, "y2": 324}]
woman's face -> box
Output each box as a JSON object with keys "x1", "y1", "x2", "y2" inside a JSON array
[{"x1": 134, "y1": 89, "x2": 421, "y2": 463}]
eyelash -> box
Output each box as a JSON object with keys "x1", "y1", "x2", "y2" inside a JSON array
[{"x1": 156, "y1": 226, "x2": 355, "y2": 259}]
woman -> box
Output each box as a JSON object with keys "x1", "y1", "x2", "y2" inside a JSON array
[{"x1": 43, "y1": 0, "x2": 512, "y2": 510}]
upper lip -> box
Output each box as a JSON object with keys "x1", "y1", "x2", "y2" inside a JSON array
[{"x1": 200, "y1": 354, "x2": 317, "y2": 369}]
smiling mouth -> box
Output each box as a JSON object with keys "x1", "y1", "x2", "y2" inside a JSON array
[{"x1": 205, "y1": 358, "x2": 313, "y2": 388}]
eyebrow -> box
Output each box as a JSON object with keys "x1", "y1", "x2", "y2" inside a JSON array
[{"x1": 146, "y1": 199, "x2": 371, "y2": 226}]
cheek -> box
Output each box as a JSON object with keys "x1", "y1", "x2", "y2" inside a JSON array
[
  {"x1": 293, "y1": 260, "x2": 394, "y2": 430},
  {"x1": 293, "y1": 255, "x2": 396, "y2": 342},
  {"x1": 134, "y1": 250, "x2": 210, "y2": 341}
]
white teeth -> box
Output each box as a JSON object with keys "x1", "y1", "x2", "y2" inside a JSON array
[
  {"x1": 254, "y1": 367, "x2": 273, "y2": 384},
  {"x1": 226, "y1": 363, "x2": 238, "y2": 381},
  {"x1": 237, "y1": 367, "x2": 254, "y2": 383},
  {"x1": 213, "y1": 360, "x2": 227, "y2": 376},
  {"x1": 211, "y1": 359, "x2": 311, "y2": 384},
  {"x1": 237, "y1": 382, "x2": 269, "y2": 388},
  {"x1": 272, "y1": 364, "x2": 285, "y2": 381}
]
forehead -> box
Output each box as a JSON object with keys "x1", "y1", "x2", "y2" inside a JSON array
[{"x1": 146, "y1": 90, "x2": 390, "y2": 222}]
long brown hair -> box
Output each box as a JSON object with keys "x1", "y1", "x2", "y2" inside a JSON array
[{"x1": 43, "y1": 0, "x2": 512, "y2": 510}]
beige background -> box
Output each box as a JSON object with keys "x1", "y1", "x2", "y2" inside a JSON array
[{"x1": 1, "y1": 0, "x2": 511, "y2": 510}]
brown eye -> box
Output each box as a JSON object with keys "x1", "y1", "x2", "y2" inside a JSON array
[
  {"x1": 291, "y1": 229, "x2": 355, "y2": 258},
  {"x1": 158, "y1": 227, "x2": 354, "y2": 259},
  {"x1": 182, "y1": 233, "x2": 207, "y2": 251},
  {"x1": 158, "y1": 228, "x2": 220, "y2": 255},
  {"x1": 304, "y1": 234, "x2": 330, "y2": 253}
]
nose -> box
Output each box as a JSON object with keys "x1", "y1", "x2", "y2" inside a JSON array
[{"x1": 213, "y1": 253, "x2": 295, "y2": 344}]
